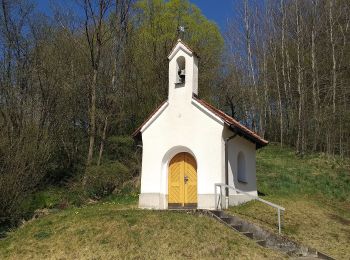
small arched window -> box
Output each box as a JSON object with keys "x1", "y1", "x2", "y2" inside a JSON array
[
  {"x1": 237, "y1": 152, "x2": 247, "y2": 183},
  {"x1": 176, "y1": 56, "x2": 186, "y2": 84}
]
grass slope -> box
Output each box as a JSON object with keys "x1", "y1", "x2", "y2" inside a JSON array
[
  {"x1": 227, "y1": 144, "x2": 350, "y2": 259},
  {"x1": 1, "y1": 144, "x2": 349, "y2": 259},
  {"x1": 0, "y1": 202, "x2": 283, "y2": 259}
]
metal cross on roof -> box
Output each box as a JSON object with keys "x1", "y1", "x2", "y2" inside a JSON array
[{"x1": 178, "y1": 25, "x2": 186, "y2": 40}]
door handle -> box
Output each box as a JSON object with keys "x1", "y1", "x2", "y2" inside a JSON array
[{"x1": 184, "y1": 176, "x2": 189, "y2": 183}]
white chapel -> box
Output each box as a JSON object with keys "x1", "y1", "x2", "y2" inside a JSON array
[{"x1": 133, "y1": 39, "x2": 268, "y2": 209}]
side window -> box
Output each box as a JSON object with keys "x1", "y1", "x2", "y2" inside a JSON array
[
  {"x1": 176, "y1": 56, "x2": 186, "y2": 84},
  {"x1": 237, "y1": 152, "x2": 247, "y2": 183}
]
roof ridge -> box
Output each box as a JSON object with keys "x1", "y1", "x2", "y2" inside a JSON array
[{"x1": 167, "y1": 38, "x2": 200, "y2": 59}]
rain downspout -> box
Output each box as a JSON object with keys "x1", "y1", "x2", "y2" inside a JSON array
[{"x1": 225, "y1": 133, "x2": 238, "y2": 208}]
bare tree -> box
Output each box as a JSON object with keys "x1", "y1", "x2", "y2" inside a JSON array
[
  {"x1": 311, "y1": 0, "x2": 320, "y2": 151},
  {"x1": 295, "y1": 0, "x2": 304, "y2": 154},
  {"x1": 82, "y1": 0, "x2": 113, "y2": 166},
  {"x1": 97, "y1": 0, "x2": 132, "y2": 166}
]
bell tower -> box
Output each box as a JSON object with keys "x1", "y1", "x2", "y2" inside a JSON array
[{"x1": 168, "y1": 39, "x2": 198, "y2": 104}]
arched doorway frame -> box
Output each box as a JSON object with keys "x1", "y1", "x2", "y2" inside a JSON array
[{"x1": 161, "y1": 146, "x2": 198, "y2": 209}]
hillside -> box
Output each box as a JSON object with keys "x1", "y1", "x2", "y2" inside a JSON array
[
  {"x1": 0, "y1": 203, "x2": 283, "y2": 259},
  {"x1": 228, "y1": 144, "x2": 350, "y2": 259},
  {"x1": 0, "y1": 144, "x2": 349, "y2": 259}
]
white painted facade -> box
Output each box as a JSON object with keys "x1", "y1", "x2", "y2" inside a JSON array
[{"x1": 137, "y1": 40, "x2": 261, "y2": 209}]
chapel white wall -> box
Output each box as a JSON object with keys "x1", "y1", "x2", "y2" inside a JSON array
[
  {"x1": 139, "y1": 42, "x2": 259, "y2": 209},
  {"x1": 223, "y1": 127, "x2": 258, "y2": 205},
  {"x1": 140, "y1": 95, "x2": 225, "y2": 209},
  {"x1": 140, "y1": 106, "x2": 259, "y2": 209}
]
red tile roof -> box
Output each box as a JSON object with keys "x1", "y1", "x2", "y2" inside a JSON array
[
  {"x1": 132, "y1": 97, "x2": 268, "y2": 149},
  {"x1": 193, "y1": 96, "x2": 268, "y2": 148}
]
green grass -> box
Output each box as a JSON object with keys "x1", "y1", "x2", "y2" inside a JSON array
[
  {"x1": 0, "y1": 202, "x2": 284, "y2": 259},
  {"x1": 256, "y1": 144, "x2": 350, "y2": 201},
  {"x1": 19, "y1": 186, "x2": 139, "y2": 221},
  {"x1": 1, "y1": 144, "x2": 349, "y2": 259},
  {"x1": 227, "y1": 144, "x2": 350, "y2": 259}
]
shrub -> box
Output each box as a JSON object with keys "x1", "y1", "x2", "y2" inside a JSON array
[
  {"x1": 119, "y1": 176, "x2": 140, "y2": 195},
  {"x1": 0, "y1": 128, "x2": 51, "y2": 228},
  {"x1": 104, "y1": 135, "x2": 141, "y2": 178},
  {"x1": 65, "y1": 182, "x2": 88, "y2": 207},
  {"x1": 20, "y1": 188, "x2": 63, "y2": 216},
  {"x1": 85, "y1": 162, "x2": 130, "y2": 199},
  {"x1": 105, "y1": 136, "x2": 134, "y2": 162}
]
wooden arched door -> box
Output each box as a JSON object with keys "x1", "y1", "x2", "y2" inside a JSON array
[{"x1": 168, "y1": 152, "x2": 197, "y2": 208}]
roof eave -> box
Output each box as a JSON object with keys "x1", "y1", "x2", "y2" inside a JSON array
[
  {"x1": 228, "y1": 124, "x2": 268, "y2": 149},
  {"x1": 131, "y1": 101, "x2": 168, "y2": 139}
]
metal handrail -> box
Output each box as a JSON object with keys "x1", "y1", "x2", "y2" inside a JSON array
[{"x1": 215, "y1": 183, "x2": 285, "y2": 234}]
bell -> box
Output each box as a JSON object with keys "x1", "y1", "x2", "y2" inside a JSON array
[{"x1": 178, "y1": 69, "x2": 185, "y2": 83}]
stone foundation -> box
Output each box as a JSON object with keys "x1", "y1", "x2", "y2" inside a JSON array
[
  {"x1": 138, "y1": 193, "x2": 217, "y2": 209},
  {"x1": 139, "y1": 193, "x2": 165, "y2": 209},
  {"x1": 228, "y1": 194, "x2": 255, "y2": 206}
]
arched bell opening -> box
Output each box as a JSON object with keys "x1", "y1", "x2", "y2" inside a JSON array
[{"x1": 176, "y1": 56, "x2": 186, "y2": 84}]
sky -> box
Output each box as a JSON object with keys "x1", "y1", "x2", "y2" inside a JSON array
[
  {"x1": 190, "y1": 1, "x2": 233, "y2": 32},
  {"x1": 34, "y1": 0, "x2": 234, "y2": 32}
]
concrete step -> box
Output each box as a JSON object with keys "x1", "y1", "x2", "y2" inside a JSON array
[
  {"x1": 241, "y1": 231, "x2": 254, "y2": 239},
  {"x1": 291, "y1": 257, "x2": 319, "y2": 259},
  {"x1": 255, "y1": 240, "x2": 267, "y2": 247},
  {"x1": 220, "y1": 217, "x2": 234, "y2": 224},
  {"x1": 210, "y1": 210, "x2": 224, "y2": 218},
  {"x1": 231, "y1": 224, "x2": 242, "y2": 231},
  {"x1": 317, "y1": 251, "x2": 334, "y2": 260},
  {"x1": 207, "y1": 210, "x2": 335, "y2": 259}
]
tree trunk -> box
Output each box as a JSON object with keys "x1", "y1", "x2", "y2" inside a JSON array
[
  {"x1": 262, "y1": 42, "x2": 268, "y2": 139},
  {"x1": 280, "y1": 0, "x2": 289, "y2": 140},
  {"x1": 97, "y1": 115, "x2": 108, "y2": 166},
  {"x1": 295, "y1": 0, "x2": 304, "y2": 154},
  {"x1": 244, "y1": 0, "x2": 261, "y2": 134},
  {"x1": 329, "y1": 0, "x2": 336, "y2": 115},
  {"x1": 311, "y1": 0, "x2": 319, "y2": 151},
  {"x1": 328, "y1": 0, "x2": 337, "y2": 155},
  {"x1": 273, "y1": 43, "x2": 283, "y2": 147},
  {"x1": 87, "y1": 68, "x2": 97, "y2": 166}
]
